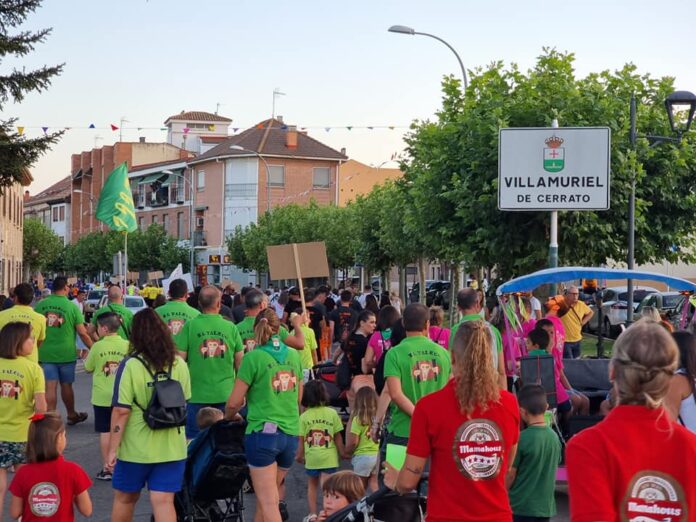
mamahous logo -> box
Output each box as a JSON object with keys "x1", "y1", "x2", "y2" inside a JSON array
[{"x1": 622, "y1": 471, "x2": 687, "y2": 522}]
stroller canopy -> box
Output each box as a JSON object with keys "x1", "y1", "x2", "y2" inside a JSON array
[{"x1": 496, "y1": 266, "x2": 696, "y2": 296}]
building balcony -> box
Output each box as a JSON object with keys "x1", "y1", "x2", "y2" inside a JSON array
[{"x1": 193, "y1": 230, "x2": 207, "y2": 247}]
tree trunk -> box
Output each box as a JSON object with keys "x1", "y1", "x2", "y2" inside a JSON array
[
  {"x1": 418, "y1": 258, "x2": 427, "y2": 305},
  {"x1": 448, "y1": 262, "x2": 457, "y2": 325},
  {"x1": 398, "y1": 266, "x2": 407, "y2": 306}
]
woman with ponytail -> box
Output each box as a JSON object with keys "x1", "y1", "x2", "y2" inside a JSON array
[
  {"x1": 567, "y1": 319, "x2": 696, "y2": 521},
  {"x1": 384, "y1": 319, "x2": 520, "y2": 522},
  {"x1": 225, "y1": 308, "x2": 303, "y2": 522}
]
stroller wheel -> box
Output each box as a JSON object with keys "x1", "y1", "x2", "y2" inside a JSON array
[{"x1": 242, "y1": 478, "x2": 254, "y2": 494}]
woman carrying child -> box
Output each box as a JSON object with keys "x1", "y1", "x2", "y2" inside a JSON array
[
  {"x1": 567, "y1": 319, "x2": 696, "y2": 520},
  {"x1": 225, "y1": 308, "x2": 303, "y2": 522},
  {"x1": 0, "y1": 322, "x2": 47, "y2": 517},
  {"x1": 345, "y1": 386, "x2": 379, "y2": 492},
  {"x1": 296, "y1": 380, "x2": 345, "y2": 519},
  {"x1": 9, "y1": 412, "x2": 92, "y2": 520}
]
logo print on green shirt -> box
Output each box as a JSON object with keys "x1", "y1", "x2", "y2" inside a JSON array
[
  {"x1": 45, "y1": 311, "x2": 65, "y2": 328},
  {"x1": 412, "y1": 360, "x2": 442, "y2": 382},
  {"x1": 168, "y1": 319, "x2": 185, "y2": 335},
  {"x1": 306, "y1": 429, "x2": 331, "y2": 448},
  {"x1": 272, "y1": 370, "x2": 297, "y2": 393},
  {"x1": 0, "y1": 380, "x2": 21, "y2": 399},
  {"x1": 103, "y1": 361, "x2": 120, "y2": 376},
  {"x1": 199, "y1": 339, "x2": 227, "y2": 358}
]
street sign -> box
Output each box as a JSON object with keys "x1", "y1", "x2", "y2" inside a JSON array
[{"x1": 498, "y1": 127, "x2": 611, "y2": 211}]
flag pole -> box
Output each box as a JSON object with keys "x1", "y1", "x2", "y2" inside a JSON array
[{"x1": 124, "y1": 232, "x2": 128, "y2": 289}]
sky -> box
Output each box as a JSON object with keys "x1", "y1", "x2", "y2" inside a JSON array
[{"x1": 10, "y1": 0, "x2": 696, "y2": 194}]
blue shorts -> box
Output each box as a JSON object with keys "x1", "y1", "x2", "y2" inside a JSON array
[
  {"x1": 41, "y1": 361, "x2": 76, "y2": 384},
  {"x1": 186, "y1": 403, "x2": 225, "y2": 439},
  {"x1": 557, "y1": 400, "x2": 572, "y2": 414},
  {"x1": 93, "y1": 405, "x2": 112, "y2": 433},
  {"x1": 112, "y1": 459, "x2": 186, "y2": 493},
  {"x1": 244, "y1": 430, "x2": 298, "y2": 469},
  {"x1": 306, "y1": 467, "x2": 338, "y2": 478}
]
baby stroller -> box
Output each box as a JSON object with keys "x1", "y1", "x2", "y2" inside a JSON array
[
  {"x1": 325, "y1": 486, "x2": 426, "y2": 522},
  {"x1": 312, "y1": 361, "x2": 349, "y2": 412},
  {"x1": 177, "y1": 420, "x2": 249, "y2": 521}
]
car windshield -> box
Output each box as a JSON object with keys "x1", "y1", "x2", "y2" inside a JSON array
[
  {"x1": 87, "y1": 291, "x2": 104, "y2": 300},
  {"x1": 664, "y1": 295, "x2": 684, "y2": 308},
  {"x1": 618, "y1": 290, "x2": 653, "y2": 302},
  {"x1": 125, "y1": 297, "x2": 143, "y2": 308}
]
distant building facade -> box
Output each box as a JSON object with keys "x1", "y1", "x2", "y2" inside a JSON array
[
  {"x1": 24, "y1": 175, "x2": 72, "y2": 245},
  {"x1": 164, "y1": 111, "x2": 232, "y2": 154},
  {"x1": 1, "y1": 169, "x2": 32, "y2": 294},
  {"x1": 338, "y1": 159, "x2": 402, "y2": 206}
]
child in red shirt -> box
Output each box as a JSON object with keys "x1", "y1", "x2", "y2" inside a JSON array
[
  {"x1": 385, "y1": 319, "x2": 520, "y2": 522},
  {"x1": 9, "y1": 412, "x2": 92, "y2": 521},
  {"x1": 567, "y1": 319, "x2": 696, "y2": 522}
]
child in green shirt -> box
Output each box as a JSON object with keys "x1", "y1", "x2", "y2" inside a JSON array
[
  {"x1": 84, "y1": 312, "x2": 129, "y2": 481},
  {"x1": 506, "y1": 384, "x2": 561, "y2": 522},
  {"x1": 345, "y1": 386, "x2": 379, "y2": 492},
  {"x1": 296, "y1": 380, "x2": 345, "y2": 519},
  {"x1": 291, "y1": 311, "x2": 318, "y2": 374}
]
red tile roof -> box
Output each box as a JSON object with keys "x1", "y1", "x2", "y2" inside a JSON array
[
  {"x1": 164, "y1": 111, "x2": 232, "y2": 124},
  {"x1": 129, "y1": 158, "x2": 190, "y2": 173},
  {"x1": 25, "y1": 175, "x2": 72, "y2": 206},
  {"x1": 189, "y1": 119, "x2": 347, "y2": 164}
]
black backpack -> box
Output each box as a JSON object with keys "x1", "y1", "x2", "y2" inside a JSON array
[{"x1": 133, "y1": 357, "x2": 187, "y2": 430}]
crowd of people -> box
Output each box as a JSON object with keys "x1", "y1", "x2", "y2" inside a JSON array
[{"x1": 0, "y1": 275, "x2": 695, "y2": 521}]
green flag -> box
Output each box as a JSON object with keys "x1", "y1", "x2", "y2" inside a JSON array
[{"x1": 95, "y1": 162, "x2": 137, "y2": 232}]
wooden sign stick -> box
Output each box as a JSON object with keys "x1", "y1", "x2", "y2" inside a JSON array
[{"x1": 292, "y1": 243, "x2": 307, "y2": 314}]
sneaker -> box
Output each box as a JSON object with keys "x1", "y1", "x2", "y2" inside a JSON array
[
  {"x1": 96, "y1": 469, "x2": 112, "y2": 481},
  {"x1": 279, "y1": 501, "x2": 289, "y2": 522}
]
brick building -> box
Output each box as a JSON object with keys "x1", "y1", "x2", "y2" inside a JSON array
[
  {"x1": 24, "y1": 175, "x2": 72, "y2": 245},
  {"x1": 338, "y1": 159, "x2": 402, "y2": 206},
  {"x1": 1, "y1": 169, "x2": 33, "y2": 293},
  {"x1": 186, "y1": 118, "x2": 347, "y2": 285}
]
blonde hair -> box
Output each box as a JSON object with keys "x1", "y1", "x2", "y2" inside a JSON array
[
  {"x1": 322, "y1": 470, "x2": 365, "y2": 504},
  {"x1": 611, "y1": 318, "x2": 678, "y2": 409},
  {"x1": 196, "y1": 407, "x2": 223, "y2": 430},
  {"x1": 640, "y1": 306, "x2": 661, "y2": 322},
  {"x1": 254, "y1": 308, "x2": 281, "y2": 346},
  {"x1": 429, "y1": 306, "x2": 444, "y2": 327},
  {"x1": 352, "y1": 386, "x2": 378, "y2": 426},
  {"x1": 451, "y1": 320, "x2": 500, "y2": 415}
]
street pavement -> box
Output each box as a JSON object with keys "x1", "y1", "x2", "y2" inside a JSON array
[{"x1": 2, "y1": 363, "x2": 570, "y2": 521}]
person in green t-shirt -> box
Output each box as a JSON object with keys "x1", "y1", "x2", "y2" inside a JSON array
[
  {"x1": 292, "y1": 314, "x2": 318, "y2": 372},
  {"x1": 381, "y1": 303, "x2": 451, "y2": 446},
  {"x1": 84, "y1": 312, "x2": 129, "y2": 481},
  {"x1": 296, "y1": 380, "x2": 345, "y2": 517},
  {"x1": 449, "y1": 288, "x2": 506, "y2": 390},
  {"x1": 507, "y1": 384, "x2": 561, "y2": 520},
  {"x1": 0, "y1": 283, "x2": 46, "y2": 365},
  {"x1": 108, "y1": 308, "x2": 191, "y2": 522},
  {"x1": 155, "y1": 278, "x2": 200, "y2": 336},
  {"x1": 225, "y1": 308, "x2": 304, "y2": 522},
  {"x1": 236, "y1": 289, "x2": 304, "y2": 352},
  {"x1": 34, "y1": 276, "x2": 93, "y2": 423},
  {"x1": 174, "y1": 285, "x2": 243, "y2": 439},
  {"x1": 89, "y1": 286, "x2": 134, "y2": 342}
]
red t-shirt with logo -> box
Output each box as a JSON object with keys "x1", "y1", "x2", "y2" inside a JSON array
[
  {"x1": 567, "y1": 405, "x2": 696, "y2": 522},
  {"x1": 9, "y1": 456, "x2": 91, "y2": 521},
  {"x1": 407, "y1": 380, "x2": 520, "y2": 522}
]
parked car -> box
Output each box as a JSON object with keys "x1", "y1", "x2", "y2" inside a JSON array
[
  {"x1": 83, "y1": 290, "x2": 107, "y2": 320},
  {"x1": 96, "y1": 295, "x2": 148, "y2": 315},
  {"x1": 588, "y1": 285, "x2": 659, "y2": 337},
  {"x1": 635, "y1": 291, "x2": 686, "y2": 322},
  {"x1": 409, "y1": 280, "x2": 451, "y2": 309}
]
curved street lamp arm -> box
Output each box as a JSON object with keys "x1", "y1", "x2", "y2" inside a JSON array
[{"x1": 414, "y1": 31, "x2": 468, "y2": 90}]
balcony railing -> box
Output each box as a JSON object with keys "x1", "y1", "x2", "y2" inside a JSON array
[{"x1": 193, "y1": 230, "x2": 207, "y2": 247}]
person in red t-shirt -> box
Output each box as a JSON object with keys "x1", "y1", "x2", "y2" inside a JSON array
[
  {"x1": 384, "y1": 319, "x2": 520, "y2": 522},
  {"x1": 567, "y1": 319, "x2": 696, "y2": 522},
  {"x1": 9, "y1": 412, "x2": 92, "y2": 521}
]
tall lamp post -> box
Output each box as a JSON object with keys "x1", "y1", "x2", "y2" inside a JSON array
[
  {"x1": 388, "y1": 25, "x2": 468, "y2": 90},
  {"x1": 625, "y1": 90, "x2": 696, "y2": 324},
  {"x1": 160, "y1": 169, "x2": 196, "y2": 275}
]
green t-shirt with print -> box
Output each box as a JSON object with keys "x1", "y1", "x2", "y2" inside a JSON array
[
  {"x1": 384, "y1": 335, "x2": 451, "y2": 438},
  {"x1": 113, "y1": 356, "x2": 191, "y2": 463},
  {"x1": 237, "y1": 343, "x2": 302, "y2": 435},
  {"x1": 84, "y1": 334, "x2": 129, "y2": 407},
  {"x1": 0, "y1": 357, "x2": 45, "y2": 442},
  {"x1": 35, "y1": 295, "x2": 85, "y2": 363},
  {"x1": 350, "y1": 417, "x2": 379, "y2": 456},
  {"x1": 509, "y1": 425, "x2": 561, "y2": 517},
  {"x1": 300, "y1": 406, "x2": 343, "y2": 469},
  {"x1": 174, "y1": 313, "x2": 243, "y2": 404},
  {"x1": 155, "y1": 300, "x2": 200, "y2": 336},
  {"x1": 295, "y1": 324, "x2": 317, "y2": 370},
  {"x1": 91, "y1": 303, "x2": 134, "y2": 341},
  {"x1": 449, "y1": 314, "x2": 503, "y2": 371},
  {"x1": 236, "y1": 316, "x2": 290, "y2": 352}
]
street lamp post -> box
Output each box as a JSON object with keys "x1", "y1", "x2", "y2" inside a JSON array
[
  {"x1": 625, "y1": 90, "x2": 696, "y2": 324},
  {"x1": 73, "y1": 189, "x2": 96, "y2": 233},
  {"x1": 161, "y1": 170, "x2": 195, "y2": 275},
  {"x1": 229, "y1": 145, "x2": 273, "y2": 212},
  {"x1": 388, "y1": 25, "x2": 468, "y2": 90}
]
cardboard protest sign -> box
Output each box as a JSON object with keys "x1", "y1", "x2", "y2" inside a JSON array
[
  {"x1": 148, "y1": 271, "x2": 164, "y2": 281},
  {"x1": 221, "y1": 279, "x2": 241, "y2": 292},
  {"x1": 127, "y1": 272, "x2": 140, "y2": 281},
  {"x1": 67, "y1": 277, "x2": 78, "y2": 285}
]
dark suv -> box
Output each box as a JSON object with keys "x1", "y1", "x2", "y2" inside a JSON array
[{"x1": 409, "y1": 280, "x2": 451, "y2": 309}]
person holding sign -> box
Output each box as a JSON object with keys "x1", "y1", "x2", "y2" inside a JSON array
[{"x1": 384, "y1": 320, "x2": 520, "y2": 522}]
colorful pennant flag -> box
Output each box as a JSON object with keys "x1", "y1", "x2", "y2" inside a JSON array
[
  {"x1": 110, "y1": 124, "x2": 118, "y2": 131},
  {"x1": 346, "y1": 126, "x2": 352, "y2": 131},
  {"x1": 233, "y1": 128, "x2": 239, "y2": 132},
  {"x1": 95, "y1": 162, "x2": 137, "y2": 233},
  {"x1": 183, "y1": 127, "x2": 190, "y2": 134},
  {"x1": 41, "y1": 127, "x2": 48, "y2": 134},
  {"x1": 89, "y1": 123, "x2": 95, "y2": 129},
  {"x1": 17, "y1": 127, "x2": 24, "y2": 135},
  {"x1": 207, "y1": 124, "x2": 216, "y2": 131}
]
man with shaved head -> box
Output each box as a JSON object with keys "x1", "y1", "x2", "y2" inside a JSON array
[
  {"x1": 89, "y1": 285, "x2": 134, "y2": 342},
  {"x1": 174, "y1": 285, "x2": 244, "y2": 439},
  {"x1": 560, "y1": 285, "x2": 593, "y2": 359}
]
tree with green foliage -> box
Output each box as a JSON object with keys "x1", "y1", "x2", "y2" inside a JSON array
[
  {"x1": 0, "y1": 0, "x2": 64, "y2": 189},
  {"x1": 23, "y1": 218, "x2": 63, "y2": 277},
  {"x1": 402, "y1": 49, "x2": 696, "y2": 280}
]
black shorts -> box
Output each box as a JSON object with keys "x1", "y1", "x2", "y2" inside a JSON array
[{"x1": 94, "y1": 405, "x2": 112, "y2": 433}]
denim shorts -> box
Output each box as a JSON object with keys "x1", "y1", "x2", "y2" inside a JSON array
[
  {"x1": 352, "y1": 454, "x2": 378, "y2": 477},
  {"x1": 0, "y1": 441, "x2": 26, "y2": 468},
  {"x1": 244, "y1": 430, "x2": 298, "y2": 469},
  {"x1": 41, "y1": 361, "x2": 76, "y2": 384},
  {"x1": 112, "y1": 459, "x2": 186, "y2": 493}
]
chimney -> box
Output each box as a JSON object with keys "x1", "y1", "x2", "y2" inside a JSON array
[
  {"x1": 139, "y1": 137, "x2": 146, "y2": 143},
  {"x1": 286, "y1": 125, "x2": 298, "y2": 149},
  {"x1": 23, "y1": 190, "x2": 30, "y2": 201},
  {"x1": 277, "y1": 115, "x2": 283, "y2": 123},
  {"x1": 340, "y1": 147, "x2": 346, "y2": 156}
]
